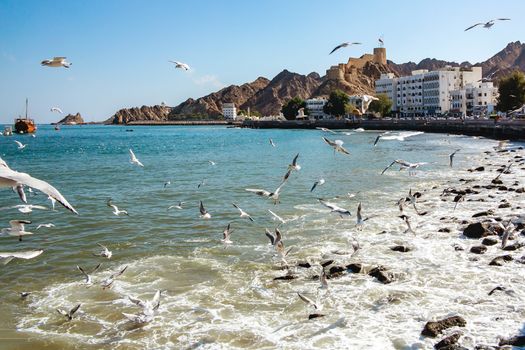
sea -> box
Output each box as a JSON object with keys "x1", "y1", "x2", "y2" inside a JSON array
[{"x1": 0, "y1": 125, "x2": 523, "y2": 349}]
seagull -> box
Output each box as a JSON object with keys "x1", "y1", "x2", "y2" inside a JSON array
[
  {"x1": 297, "y1": 292, "x2": 319, "y2": 310},
  {"x1": 168, "y1": 201, "x2": 185, "y2": 210},
  {"x1": 399, "y1": 215, "x2": 415, "y2": 234},
  {"x1": 329, "y1": 42, "x2": 361, "y2": 55},
  {"x1": 245, "y1": 181, "x2": 286, "y2": 205},
  {"x1": 322, "y1": 137, "x2": 350, "y2": 155},
  {"x1": 501, "y1": 222, "x2": 515, "y2": 249},
  {"x1": 56, "y1": 304, "x2": 81, "y2": 321},
  {"x1": 381, "y1": 159, "x2": 427, "y2": 176},
  {"x1": 453, "y1": 194, "x2": 465, "y2": 211},
  {"x1": 93, "y1": 243, "x2": 112, "y2": 259},
  {"x1": 221, "y1": 223, "x2": 233, "y2": 244},
  {"x1": 449, "y1": 149, "x2": 461, "y2": 167},
  {"x1": 124, "y1": 290, "x2": 161, "y2": 324},
  {"x1": 199, "y1": 201, "x2": 211, "y2": 219},
  {"x1": 36, "y1": 223, "x2": 55, "y2": 230},
  {"x1": 373, "y1": 135, "x2": 382, "y2": 147},
  {"x1": 77, "y1": 263, "x2": 101, "y2": 284},
  {"x1": 107, "y1": 199, "x2": 128, "y2": 216},
  {"x1": 316, "y1": 127, "x2": 336, "y2": 134},
  {"x1": 0, "y1": 250, "x2": 43, "y2": 265},
  {"x1": 0, "y1": 204, "x2": 48, "y2": 213},
  {"x1": 464, "y1": 18, "x2": 510, "y2": 31},
  {"x1": 169, "y1": 60, "x2": 190, "y2": 70},
  {"x1": 282, "y1": 169, "x2": 292, "y2": 182},
  {"x1": 197, "y1": 179, "x2": 206, "y2": 189},
  {"x1": 318, "y1": 199, "x2": 351, "y2": 218},
  {"x1": 269, "y1": 138, "x2": 276, "y2": 147},
  {"x1": 208, "y1": 160, "x2": 216, "y2": 166},
  {"x1": 129, "y1": 149, "x2": 144, "y2": 167},
  {"x1": 319, "y1": 268, "x2": 329, "y2": 289},
  {"x1": 41, "y1": 57, "x2": 72, "y2": 68},
  {"x1": 48, "y1": 196, "x2": 57, "y2": 210},
  {"x1": 310, "y1": 178, "x2": 325, "y2": 192},
  {"x1": 361, "y1": 95, "x2": 379, "y2": 114},
  {"x1": 101, "y1": 265, "x2": 128, "y2": 289},
  {"x1": 163, "y1": 181, "x2": 171, "y2": 189},
  {"x1": 265, "y1": 228, "x2": 282, "y2": 247},
  {"x1": 14, "y1": 140, "x2": 27, "y2": 150},
  {"x1": 407, "y1": 189, "x2": 420, "y2": 213},
  {"x1": 356, "y1": 202, "x2": 369, "y2": 230},
  {"x1": 1, "y1": 220, "x2": 33, "y2": 241},
  {"x1": 232, "y1": 203, "x2": 254, "y2": 222},
  {"x1": 50, "y1": 107, "x2": 63, "y2": 114},
  {"x1": 288, "y1": 153, "x2": 301, "y2": 171},
  {"x1": 20, "y1": 292, "x2": 31, "y2": 299},
  {"x1": 268, "y1": 209, "x2": 286, "y2": 225}
]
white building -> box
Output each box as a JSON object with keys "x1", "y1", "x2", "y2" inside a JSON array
[
  {"x1": 375, "y1": 66, "x2": 483, "y2": 116},
  {"x1": 305, "y1": 98, "x2": 328, "y2": 120},
  {"x1": 222, "y1": 103, "x2": 237, "y2": 120},
  {"x1": 450, "y1": 82, "x2": 498, "y2": 116}
]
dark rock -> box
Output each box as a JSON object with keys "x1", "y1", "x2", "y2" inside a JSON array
[
  {"x1": 473, "y1": 185, "x2": 481, "y2": 189},
  {"x1": 481, "y1": 237, "x2": 498, "y2": 246},
  {"x1": 436, "y1": 345, "x2": 468, "y2": 350},
  {"x1": 391, "y1": 245, "x2": 411, "y2": 252},
  {"x1": 460, "y1": 220, "x2": 469, "y2": 225},
  {"x1": 499, "y1": 335, "x2": 525, "y2": 347},
  {"x1": 453, "y1": 244, "x2": 464, "y2": 251},
  {"x1": 329, "y1": 266, "x2": 346, "y2": 275},
  {"x1": 368, "y1": 266, "x2": 394, "y2": 284},
  {"x1": 489, "y1": 255, "x2": 513, "y2": 266},
  {"x1": 308, "y1": 313, "x2": 326, "y2": 320},
  {"x1": 439, "y1": 228, "x2": 451, "y2": 233},
  {"x1": 470, "y1": 245, "x2": 487, "y2": 254},
  {"x1": 434, "y1": 332, "x2": 462, "y2": 349},
  {"x1": 297, "y1": 262, "x2": 312, "y2": 268},
  {"x1": 516, "y1": 187, "x2": 525, "y2": 193},
  {"x1": 472, "y1": 210, "x2": 494, "y2": 218},
  {"x1": 320, "y1": 260, "x2": 334, "y2": 267},
  {"x1": 474, "y1": 166, "x2": 485, "y2": 171},
  {"x1": 463, "y1": 223, "x2": 489, "y2": 239},
  {"x1": 345, "y1": 263, "x2": 362, "y2": 273},
  {"x1": 497, "y1": 186, "x2": 508, "y2": 191},
  {"x1": 498, "y1": 203, "x2": 511, "y2": 209},
  {"x1": 502, "y1": 242, "x2": 525, "y2": 251},
  {"x1": 421, "y1": 316, "x2": 467, "y2": 337},
  {"x1": 273, "y1": 275, "x2": 296, "y2": 281},
  {"x1": 491, "y1": 178, "x2": 503, "y2": 184}
]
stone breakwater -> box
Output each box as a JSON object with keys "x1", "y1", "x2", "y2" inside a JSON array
[{"x1": 242, "y1": 119, "x2": 525, "y2": 141}]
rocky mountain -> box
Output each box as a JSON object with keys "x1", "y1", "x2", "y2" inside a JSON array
[
  {"x1": 105, "y1": 105, "x2": 172, "y2": 124},
  {"x1": 168, "y1": 77, "x2": 270, "y2": 119},
  {"x1": 56, "y1": 112, "x2": 85, "y2": 125}
]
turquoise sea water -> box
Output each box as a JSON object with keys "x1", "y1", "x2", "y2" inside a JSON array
[{"x1": 0, "y1": 125, "x2": 523, "y2": 349}]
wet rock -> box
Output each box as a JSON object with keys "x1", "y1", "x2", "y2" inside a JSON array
[
  {"x1": 472, "y1": 210, "x2": 494, "y2": 218},
  {"x1": 498, "y1": 202, "x2": 511, "y2": 209},
  {"x1": 497, "y1": 186, "x2": 508, "y2": 191},
  {"x1": 474, "y1": 166, "x2": 485, "y2": 171},
  {"x1": 439, "y1": 228, "x2": 451, "y2": 233},
  {"x1": 473, "y1": 185, "x2": 481, "y2": 189},
  {"x1": 434, "y1": 332, "x2": 462, "y2": 349},
  {"x1": 489, "y1": 255, "x2": 513, "y2": 266},
  {"x1": 329, "y1": 265, "x2": 346, "y2": 275},
  {"x1": 345, "y1": 263, "x2": 362, "y2": 273},
  {"x1": 502, "y1": 242, "x2": 525, "y2": 251},
  {"x1": 320, "y1": 260, "x2": 334, "y2": 267},
  {"x1": 491, "y1": 178, "x2": 503, "y2": 185},
  {"x1": 499, "y1": 335, "x2": 525, "y2": 347},
  {"x1": 463, "y1": 223, "x2": 489, "y2": 239},
  {"x1": 297, "y1": 262, "x2": 312, "y2": 268},
  {"x1": 516, "y1": 187, "x2": 525, "y2": 193},
  {"x1": 368, "y1": 266, "x2": 394, "y2": 284},
  {"x1": 308, "y1": 313, "x2": 325, "y2": 320},
  {"x1": 474, "y1": 345, "x2": 500, "y2": 350},
  {"x1": 470, "y1": 245, "x2": 487, "y2": 254},
  {"x1": 453, "y1": 244, "x2": 464, "y2": 251},
  {"x1": 421, "y1": 316, "x2": 466, "y2": 337},
  {"x1": 273, "y1": 275, "x2": 296, "y2": 281},
  {"x1": 481, "y1": 237, "x2": 498, "y2": 246},
  {"x1": 390, "y1": 245, "x2": 411, "y2": 252}
]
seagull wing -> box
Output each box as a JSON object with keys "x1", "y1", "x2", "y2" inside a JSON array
[
  {"x1": 14, "y1": 140, "x2": 24, "y2": 148},
  {"x1": 268, "y1": 210, "x2": 285, "y2": 224},
  {"x1": 373, "y1": 135, "x2": 381, "y2": 146},
  {"x1": 297, "y1": 292, "x2": 318, "y2": 309},
  {"x1": 329, "y1": 43, "x2": 347, "y2": 55},
  {"x1": 496, "y1": 18, "x2": 511, "y2": 21},
  {"x1": 322, "y1": 137, "x2": 337, "y2": 147},
  {"x1": 151, "y1": 290, "x2": 161, "y2": 310},
  {"x1": 129, "y1": 296, "x2": 145, "y2": 307},
  {"x1": 69, "y1": 304, "x2": 81, "y2": 317},
  {"x1": 0, "y1": 250, "x2": 43, "y2": 260},
  {"x1": 464, "y1": 23, "x2": 483, "y2": 31},
  {"x1": 199, "y1": 201, "x2": 207, "y2": 215},
  {"x1": 292, "y1": 153, "x2": 299, "y2": 166},
  {"x1": 9, "y1": 219, "x2": 31, "y2": 231},
  {"x1": 381, "y1": 160, "x2": 397, "y2": 175},
  {"x1": 245, "y1": 188, "x2": 271, "y2": 197},
  {"x1": 265, "y1": 229, "x2": 275, "y2": 245}
]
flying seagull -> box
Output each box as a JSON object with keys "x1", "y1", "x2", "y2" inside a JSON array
[
  {"x1": 464, "y1": 18, "x2": 510, "y2": 31},
  {"x1": 246, "y1": 181, "x2": 286, "y2": 205},
  {"x1": 41, "y1": 57, "x2": 72, "y2": 68},
  {"x1": 124, "y1": 290, "x2": 161, "y2": 324},
  {"x1": 101, "y1": 265, "x2": 128, "y2": 289},
  {"x1": 50, "y1": 107, "x2": 63, "y2": 114},
  {"x1": 329, "y1": 42, "x2": 362, "y2": 55},
  {"x1": 222, "y1": 223, "x2": 233, "y2": 244},
  {"x1": 36, "y1": 223, "x2": 55, "y2": 230},
  {"x1": 453, "y1": 194, "x2": 465, "y2": 211},
  {"x1": 200, "y1": 201, "x2": 211, "y2": 219},
  {"x1": 93, "y1": 243, "x2": 112, "y2": 259},
  {"x1": 399, "y1": 215, "x2": 415, "y2": 234},
  {"x1": 288, "y1": 153, "x2": 301, "y2": 171},
  {"x1": 356, "y1": 202, "x2": 369, "y2": 230},
  {"x1": 163, "y1": 181, "x2": 171, "y2": 189},
  {"x1": 56, "y1": 304, "x2": 81, "y2": 321},
  {"x1": 310, "y1": 178, "x2": 325, "y2": 192},
  {"x1": 14, "y1": 140, "x2": 27, "y2": 150},
  {"x1": 169, "y1": 60, "x2": 190, "y2": 70},
  {"x1": 297, "y1": 292, "x2": 319, "y2": 310},
  {"x1": 168, "y1": 201, "x2": 185, "y2": 210},
  {"x1": 77, "y1": 263, "x2": 101, "y2": 284},
  {"x1": 449, "y1": 149, "x2": 461, "y2": 167},
  {"x1": 0, "y1": 250, "x2": 43, "y2": 265},
  {"x1": 361, "y1": 95, "x2": 379, "y2": 114},
  {"x1": 269, "y1": 138, "x2": 276, "y2": 147},
  {"x1": 0, "y1": 204, "x2": 48, "y2": 214},
  {"x1": 232, "y1": 203, "x2": 254, "y2": 222},
  {"x1": 129, "y1": 149, "x2": 144, "y2": 167},
  {"x1": 318, "y1": 199, "x2": 351, "y2": 218},
  {"x1": 322, "y1": 137, "x2": 350, "y2": 155},
  {"x1": 1, "y1": 220, "x2": 33, "y2": 241},
  {"x1": 268, "y1": 209, "x2": 286, "y2": 225},
  {"x1": 381, "y1": 159, "x2": 427, "y2": 176},
  {"x1": 107, "y1": 198, "x2": 128, "y2": 216}
]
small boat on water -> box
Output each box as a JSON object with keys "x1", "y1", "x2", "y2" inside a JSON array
[{"x1": 14, "y1": 99, "x2": 37, "y2": 134}]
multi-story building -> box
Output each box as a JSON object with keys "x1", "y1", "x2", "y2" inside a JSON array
[
  {"x1": 375, "y1": 66, "x2": 483, "y2": 116},
  {"x1": 222, "y1": 103, "x2": 237, "y2": 120},
  {"x1": 305, "y1": 98, "x2": 329, "y2": 120},
  {"x1": 450, "y1": 82, "x2": 498, "y2": 116}
]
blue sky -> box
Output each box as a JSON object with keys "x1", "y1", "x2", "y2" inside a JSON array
[{"x1": 0, "y1": 0, "x2": 523, "y2": 123}]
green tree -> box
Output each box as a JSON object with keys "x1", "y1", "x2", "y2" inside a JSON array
[
  {"x1": 497, "y1": 70, "x2": 525, "y2": 112},
  {"x1": 368, "y1": 93, "x2": 393, "y2": 117},
  {"x1": 281, "y1": 97, "x2": 306, "y2": 120},
  {"x1": 323, "y1": 90, "x2": 349, "y2": 118}
]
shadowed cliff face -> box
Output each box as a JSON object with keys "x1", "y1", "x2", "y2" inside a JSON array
[{"x1": 57, "y1": 112, "x2": 85, "y2": 124}]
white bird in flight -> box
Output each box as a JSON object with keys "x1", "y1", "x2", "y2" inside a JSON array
[
  {"x1": 322, "y1": 137, "x2": 350, "y2": 155},
  {"x1": 169, "y1": 60, "x2": 190, "y2": 71},
  {"x1": 268, "y1": 209, "x2": 286, "y2": 225},
  {"x1": 245, "y1": 181, "x2": 286, "y2": 205},
  {"x1": 310, "y1": 178, "x2": 325, "y2": 192},
  {"x1": 41, "y1": 57, "x2": 72, "y2": 68},
  {"x1": 222, "y1": 223, "x2": 233, "y2": 244},
  {"x1": 1, "y1": 220, "x2": 33, "y2": 241},
  {"x1": 200, "y1": 201, "x2": 211, "y2": 219},
  {"x1": 269, "y1": 138, "x2": 276, "y2": 147},
  {"x1": 168, "y1": 201, "x2": 184, "y2": 210},
  {"x1": 36, "y1": 223, "x2": 55, "y2": 230},
  {"x1": 0, "y1": 157, "x2": 77, "y2": 213},
  {"x1": 464, "y1": 18, "x2": 510, "y2": 31},
  {"x1": 56, "y1": 304, "x2": 81, "y2": 321},
  {"x1": 124, "y1": 290, "x2": 161, "y2": 324},
  {"x1": 0, "y1": 204, "x2": 48, "y2": 214},
  {"x1": 77, "y1": 263, "x2": 101, "y2": 284},
  {"x1": 14, "y1": 140, "x2": 27, "y2": 150},
  {"x1": 288, "y1": 153, "x2": 301, "y2": 171},
  {"x1": 107, "y1": 199, "x2": 128, "y2": 216},
  {"x1": 101, "y1": 265, "x2": 128, "y2": 289},
  {"x1": 129, "y1": 149, "x2": 144, "y2": 167},
  {"x1": 0, "y1": 250, "x2": 43, "y2": 265},
  {"x1": 93, "y1": 243, "x2": 112, "y2": 259},
  {"x1": 318, "y1": 199, "x2": 352, "y2": 218},
  {"x1": 361, "y1": 95, "x2": 379, "y2": 114},
  {"x1": 329, "y1": 42, "x2": 361, "y2": 55},
  {"x1": 232, "y1": 203, "x2": 254, "y2": 222},
  {"x1": 50, "y1": 107, "x2": 63, "y2": 114}
]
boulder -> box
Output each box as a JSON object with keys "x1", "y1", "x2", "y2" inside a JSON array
[
  {"x1": 502, "y1": 242, "x2": 525, "y2": 251},
  {"x1": 434, "y1": 332, "x2": 462, "y2": 349},
  {"x1": 345, "y1": 263, "x2": 362, "y2": 273},
  {"x1": 273, "y1": 275, "x2": 296, "y2": 281},
  {"x1": 368, "y1": 266, "x2": 394, "y2": 284},
  {"x1": 463, "y1": 223, "x2": 489, "y2": 239},
  {"x1": 481, "y1": 237, "x2": 498, "y2": 246},
  {"x1": 489, "y1": 255, "x2": 513, "y2": 266},
  {"x1": 472, "y1": 210, "x2": 494, "y2": 218},
  {"x1": 390, "y1": 245, "x2": 411, "y2": 252},
  {"x1": 439, "y1": 228, "x2": 451, "y2": 233},
  {"x1": 470, "y1": 245, "x2": 487, "y2": 254},
  {"x1": 297, "y1": 262, "x2": 312, "y2": 268},
  {"x1": 499, "y1": 335, "x2": 525, "y2": 347},
  {"x1": 498, "y1": 203, "x2": 511, "y2": 209},
  {"x1": 421, "y1": 316, "x2": 467, "y2": 337}
]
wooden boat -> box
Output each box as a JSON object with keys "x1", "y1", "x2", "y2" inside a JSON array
[{"x1": 14, "y1": 99, "x2": 37, "y2": 134}]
